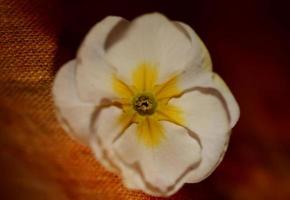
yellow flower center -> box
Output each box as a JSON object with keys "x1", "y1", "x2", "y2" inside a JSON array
[{"x1": 112, "y1": 62, "x2": 184, "y2": 147}]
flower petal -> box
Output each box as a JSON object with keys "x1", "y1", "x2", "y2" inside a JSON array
[
  {"x1": 175, "y1": 22, "x2": 212, "y2": 71},
  {"x1": 76, "y1": 16, "x2": 129, "y2": 102},
  {"x1": 211, "y1": 74, "x2": 240, "y2": 128},
  {"x1": 174, "y1": 22, "x2": 239, "y2": 127},
  {"x1": 89, "y1": 106, "x2": 146, "y2": 190},
  {"x1": 52, "y1": 60, "x2": 94, "y2": 145},
  {"x1": 170, "y1": 89, "x2": 230, "y2": 182},
  {"x1": 178, "y1": 71, "x2": 240, "y2": 128},
  {"x1": 113, "y1": 121, "x2": 201, "y2": 196},
  {"x1": 135, "y1": 116, "x2": 165, "y2": 148},
  {"x1": 105, "y1": 13, "x2": 193, "y2": 84}
]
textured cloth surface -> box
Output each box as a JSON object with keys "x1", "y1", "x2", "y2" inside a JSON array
[{"x1": 1, "y1": 0, "x2": 290, "y2": 199}]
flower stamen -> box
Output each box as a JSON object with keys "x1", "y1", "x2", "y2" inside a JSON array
[{"x1": 133, "y1": 93, "x2": 157, "y2": 115}]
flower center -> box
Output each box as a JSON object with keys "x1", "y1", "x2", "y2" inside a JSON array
[{"x1": 133, "y1": 93, "x2": 157, "y2": 116}]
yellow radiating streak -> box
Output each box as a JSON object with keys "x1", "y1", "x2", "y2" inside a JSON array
[
  {"x1": 133, "y1": 63, "x2": 158, "y2": 92},
  {"x1": 112, "y1": 75, "x2": 134, "y2": 99},
  {"x1": 136, "y1": 116, "x2": 165, "y2": 148},
  {"x1": 154, "y1": 76, "x2": 181, "y2": 101},
  {"x1": 112, "y1": 62, "x2": 185, "y2": 148},
  {"x1": 155, "y1": 103, "x2": 185, "y2": 126}
]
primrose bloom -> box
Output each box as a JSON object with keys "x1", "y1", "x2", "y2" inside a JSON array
[{"x1": 53, "y1": 13, "x2": 240, "y2": 197}]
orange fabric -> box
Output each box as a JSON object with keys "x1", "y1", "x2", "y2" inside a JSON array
[
  {"x1": 1, "y1": 0, "x2": 290, "y2": 199},
  {"x1": 0, "y1": 0, "x2": 149, "y2": 199}
]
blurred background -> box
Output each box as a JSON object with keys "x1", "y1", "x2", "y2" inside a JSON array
[{"x1": 1, "y1": 0, "x2": 290, "y2": 199}]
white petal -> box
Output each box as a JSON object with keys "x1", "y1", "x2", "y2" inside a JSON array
[
  {"x1": 178, "y1": 71, "x2": 240, "y2": 128},
  {"x1": 113, "y1": 121, "x2": 201, "y2": 196},
  {"x1": 89, "y1": 106, "x2": 147, "y2": 191},
  {"x1": 105, "y1": 13, "x2": 193, "y2": 84},
  {"x1": 52, "y1": 60, "x2": 94, "y2": 145},
  {"x1": 76, "y1": 16, "x2": 129, "y2": 102},
  {"x1": 170, "y1": 89, "x2": 230, "y2": 182},
  {"x1": 175, "y1": 22, "x2": 239, "y2": 127},
  {"x1": 175, "y1": 21, "x2": 212, "y2": 71},
  {"x1": 211, "y1": 74, "x2": 240, "y2": 128}
]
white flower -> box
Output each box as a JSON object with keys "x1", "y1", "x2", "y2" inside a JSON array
[{"x1": 53, "y1": 13, "x2": 240, "y2": 197}]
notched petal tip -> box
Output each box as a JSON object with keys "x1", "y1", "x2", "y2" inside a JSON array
[
  {"x1": 53, "y1": 59, "x2": 95, "y2": 145},
  {"x1": 212, "y1": 73, "x2": 240, "y2": 128},
  {"x1": 76, "y1": 16, "x2": 129, "y2": 103},
  {"x1": 132, "y1": 12, "x2": 170, "y2": 21},
  {"x1": 175, "y1": 21, "x2": 212, "y2": 71},
  {"x1": 105, "y1": 11, "x2": 194, "y2": 85},
  {"x1": 77, "y1": 15, "x2": 128, "y2": 56},
  {"x1": 170, "y1": 85, "x2": 231, "y2": 183}
]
